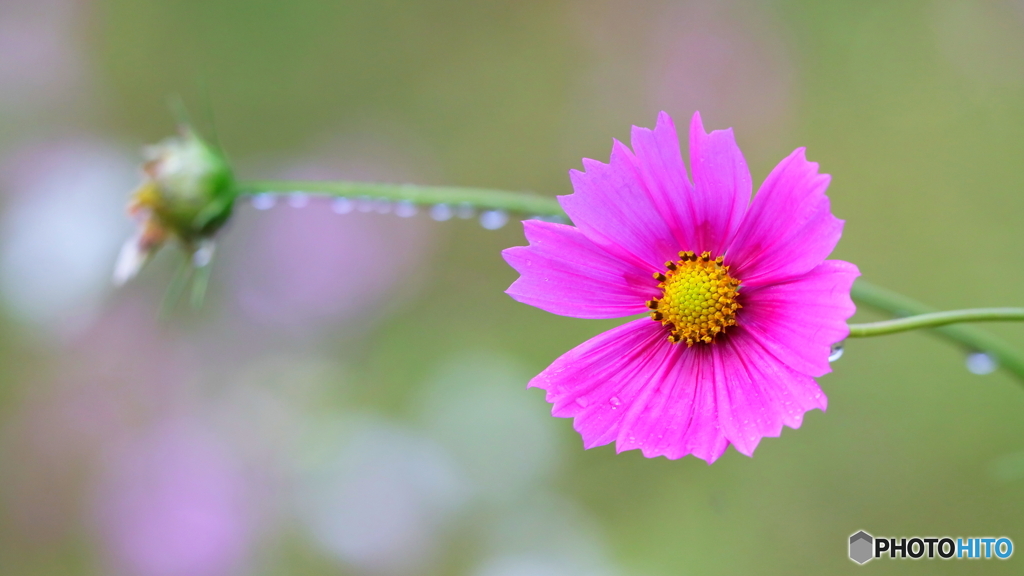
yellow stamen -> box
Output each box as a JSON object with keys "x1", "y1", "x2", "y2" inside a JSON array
[
  {"x1": 649, "y1": 250, "x2": 742, "y2": 346},
  {"x1": 127, "y1": 181, "x2": 161, "y2": 214}
]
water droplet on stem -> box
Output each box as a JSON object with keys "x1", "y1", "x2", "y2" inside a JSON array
[
  {"x1": 480, "y1": 210, "x2": 508, "y2": 230},
  {"x1": 331, "y1": 197, "x2": 353, "y2": 214},
  {"x1": 430, "y1": 204, "x2": 453, "y2": 221},
  {"x1": 192, "y1": 241, "x2": 215, "y2": 268},
  {"x1": 966, "y1": 352, "x2": 998, "y2": 375},
  {"x1": 828, "y1": 342, "x2": 844, "y2": 362},
  {"x1": 394, "y1": 200, "x2": 417, "y2": 217},
  {"x1": 251, "y1": 193, "x2": 276, "y2": 210}
]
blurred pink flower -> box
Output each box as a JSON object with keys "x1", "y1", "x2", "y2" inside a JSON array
[
  {"x1": 503, "y1": 112, "x2": 858, "y2": 462},
  {"x1": 644, "y1": 1, "x2": 795, "y2": 141},
  {"x1": 94, "y1": 421, "x2": 252, "y2": 576},
  {"x1": 572, "y1": 0, "x2": 795, "y2": 148},
  {"x1": 931, "y1": 0, "x2": 1024, "y2": 89},
  {"x1": 229, "y1": 203, "x2": 431, "y2": 329},
  {"x1": 0, "y1": 0, "x2": 89, "y2": 110},
  {"x1": 0, "y1": 299, "x2": 187, "y2": 546}
]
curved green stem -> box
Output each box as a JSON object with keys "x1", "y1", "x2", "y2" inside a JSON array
[
  {"x1": 851, "y1": 279, "x2": 1024, "y2": 381},
  {"x1": 848, "y1": 308, "x2": 1024, "y2": 337},
  {"x1": 237, "y1": 180, "x2": 565, "y2": 217}
]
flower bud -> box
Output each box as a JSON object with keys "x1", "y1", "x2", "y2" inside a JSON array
[{"x1": 114, "y1": 128, "x2": 236, "y2": 285}]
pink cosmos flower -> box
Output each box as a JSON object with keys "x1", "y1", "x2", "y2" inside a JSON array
[{"x1": 502, "y1": 111, "x2": 859, "y2": 463}]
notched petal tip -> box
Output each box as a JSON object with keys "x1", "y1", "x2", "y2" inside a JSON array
[
  {"x1": 689, "y1": 110, "x2": 739, "y2": 143},
  {"x1": 610, "y1": 137, "x2": 634, "y2": 156},
  {"x1": 500, "y1": 244, "x2": 523, "y2": 265},
  {"x1": 630, "y1": 111, "x2": 679, "y2": 147},
  {"x1": 578, "y1": 157, "x2": 607, "y2": 173},
  {"x1": 655, "y1": 110, "x2": 675, "y2": 129},
  {"x1": 690, "y1": 110, "x2": 704, "y2": 129}
]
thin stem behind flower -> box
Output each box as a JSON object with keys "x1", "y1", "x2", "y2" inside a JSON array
[
  {"x1": 851, "y1": 280, "x2": 1024, "y2": 381},
  {"x1": 238, "y1": 180, "x2": 563, "y2": 217},
  {"x1": 848, "y1": 308, "x2": 1024, "y2": 336},
  {"x1": 237, "y1": 182, "x2": 1024, "y2": 381}
]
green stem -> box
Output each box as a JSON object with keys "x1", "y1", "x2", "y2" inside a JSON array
[
  {"x1": 237, "y1": 181, "x2": 1024, "y2": 379},
  {"x1": 848, "y1": 308, "x2": 1024, "y2": 337},
  {"x1": 851, "y1": 279, "x2": 1024, "y2": 381},
  {"x1": 237, "y1": 180, "x2": 565, "y2": 217},
  {"x1": 159, "y1": 255, "x2": 193, "y2": 320}
]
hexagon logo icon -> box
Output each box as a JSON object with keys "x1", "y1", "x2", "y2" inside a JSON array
[{"x1": 849, "y1": 531, "x2": 873, "y2": 564}]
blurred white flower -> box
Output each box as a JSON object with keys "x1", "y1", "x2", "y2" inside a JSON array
[
  {"x1": 474, "y1": 493, "x2": 620, "y2": 576},
  {"x1": 475, "y1": 555, "x2": 610, "y2": 576},
  {"x1": 0, "y1": 139, "x2": 134, "y2": 334},
  {"x1": 293, "y1": 415, "x2": 465, "y2": 574},
  {"x1": 416, "y1": 352, "x2": 560, "y2": 503}
]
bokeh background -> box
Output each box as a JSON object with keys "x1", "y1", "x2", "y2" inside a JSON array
[{"x1": 1, "y1": 0, "x2": 1023, "y2": 574}]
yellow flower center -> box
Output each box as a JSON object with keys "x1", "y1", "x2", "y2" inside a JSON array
[{"x1": 647, "y1": 251, "x2": 741, "y2": 345}]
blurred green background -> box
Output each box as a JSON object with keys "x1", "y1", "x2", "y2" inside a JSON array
[{"x1": 1, "y1": 0, "x2": 1023, "y2": 574}]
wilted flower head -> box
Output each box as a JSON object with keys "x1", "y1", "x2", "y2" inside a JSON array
[{"x1": 113, "y1": 127, "x2": 235, "y2": 285}]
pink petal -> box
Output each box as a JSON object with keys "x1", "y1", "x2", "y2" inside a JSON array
[
  {"x1": 740, "y1": 260, "x2": 860, "y2": 378},
  {"x1": 686, "y1": 112, "x2": 751, "y2": 256},
  {"x1": 611, "y1": 327, "x2": 826, "y2": 461},
  {"x1": 612, "y1": 344, "x2": 729, "y2": 463},
  {"x1": 533, "y1": 318, "x2": 667, "y2": 442},
  {"x1": 529, "y1": 315, "x2": 833, "y2": 462},
  {"x1": 709, "y1": 328, "x2": 827, "y2": 457},
  {"x1": 503, "y1": 220, "x2": 657, "y2": 319},
  {"x1": 530, "y1": 318, "x2": 729, "y2": 463},
  {"x1": 561, "y1": 140, "x2": 680, "y2": 271},
  {"x1": 726, "y1": 148, "x2": 844, "y2": 288},
  {"x1": 629, "y1": 112, "x2": 696, "y2": 251}
]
